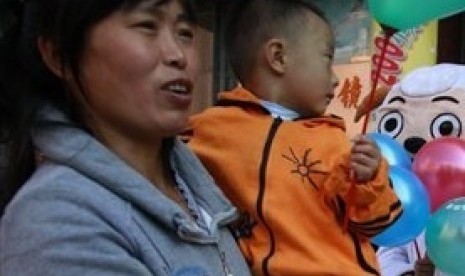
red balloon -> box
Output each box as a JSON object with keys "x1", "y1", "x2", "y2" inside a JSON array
[{"x1": 412, "y1": 137, "x2": 465, "y2": 212}]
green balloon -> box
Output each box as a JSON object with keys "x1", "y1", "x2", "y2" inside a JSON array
[
  {"x1": 425, "y1": 197, "x2": 465, "y2": 276},
  {"x1": 367, "y1": 0, "x2": 465, "y2": 30}
]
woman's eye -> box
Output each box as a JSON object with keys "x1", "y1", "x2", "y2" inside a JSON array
[
  {"x1": 133, "y1": 21, "x2": 157, "y2": 31},
  {"x1": 177, "y1": 27, "x2": 194, "y2": 42},
  {"x1": 179, "y1": 29, "x2": 193, "y2": 38}
]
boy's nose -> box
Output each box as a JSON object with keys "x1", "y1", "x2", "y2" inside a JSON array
[{"x1": 332, "y1": 71, "x2": 340, "y2": 88}]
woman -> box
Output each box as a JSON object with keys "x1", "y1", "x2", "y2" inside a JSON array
[{"x1": 0, "y1": 0, "x2": 250, "y2": 275}]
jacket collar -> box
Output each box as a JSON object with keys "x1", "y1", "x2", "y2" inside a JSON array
[
  {"x1": 32, "y1": 106, "x2": 238, "y2": 241},
  {"x1": 216, "y1": 86, "x2": 347, "y2": 130}
]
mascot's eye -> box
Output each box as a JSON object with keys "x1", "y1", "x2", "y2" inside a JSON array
[
  {"x1": 430, "y1": 113, "x2": 462, "y2": 138},
  {"x1": 378, "y1": 111, "x2": 404, "y2": 138}
]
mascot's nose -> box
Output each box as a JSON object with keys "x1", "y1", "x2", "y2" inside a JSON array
[{"x1": 404, "y1": 137, "x2": 427, "y2": 155}]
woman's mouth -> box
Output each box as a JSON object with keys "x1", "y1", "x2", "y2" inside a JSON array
[
  {"x1": 161, "y1": 78, "x2": 194, "y2": 108},
  {"x1": 161, "y1": 79, "x2": 193, "y2": 95}
]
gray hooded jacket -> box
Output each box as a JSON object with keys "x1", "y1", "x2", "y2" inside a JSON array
[{"x1": 0, "y1": 107, "x2": 250, "y2": 276}]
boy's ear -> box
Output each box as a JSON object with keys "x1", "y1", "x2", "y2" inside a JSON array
[
  {"x1": 37, "y1": 37, "x2": 64, "y2": 78},
  {"x1": 264, "y1": 38, "x2": 288, "y2": 75}
]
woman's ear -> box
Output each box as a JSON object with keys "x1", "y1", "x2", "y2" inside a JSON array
[
  {"x1": 264, "y1": 38, "x2": 288, "y2": 75},
  {"x1": 37, "y1": 37, "x2": 64, "y2": 78}
]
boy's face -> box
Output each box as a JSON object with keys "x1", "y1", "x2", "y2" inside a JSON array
[{"x1": 279, "y1": 12, "x2": 338, "y2": 118}]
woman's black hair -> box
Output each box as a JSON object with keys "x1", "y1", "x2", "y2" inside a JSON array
[{"x1": 0, "y1": 0, "x2": 198, "y2": 214}]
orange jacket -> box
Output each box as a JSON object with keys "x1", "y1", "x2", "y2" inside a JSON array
[{"x1": 187, "y1": 87, "x2": 401, "y2": 276}]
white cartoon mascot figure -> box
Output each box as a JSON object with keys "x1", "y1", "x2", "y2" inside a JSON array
[
  {"x1": 374, "y1": 63, "x2": 465, "y2": 276},
  {"x1": 375, "y1": 63, "x2": 465, "y2": 156}
]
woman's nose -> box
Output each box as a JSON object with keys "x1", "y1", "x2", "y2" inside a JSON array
[{"x1": 161, "y1": 33, "x2": 187, "y2": 69}]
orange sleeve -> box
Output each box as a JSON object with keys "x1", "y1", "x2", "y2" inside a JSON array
[{"x1": 321, "y1": 157, "x2": 402, "y2": 238}]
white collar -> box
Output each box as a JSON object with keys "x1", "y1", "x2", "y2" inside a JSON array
[{"x1": 260, "y1": 100, "x2": 300, "y2": 121}]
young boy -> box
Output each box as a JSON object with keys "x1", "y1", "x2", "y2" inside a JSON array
[{"x1": 186, "y1": 0, "x2": 401, "y2": 274}]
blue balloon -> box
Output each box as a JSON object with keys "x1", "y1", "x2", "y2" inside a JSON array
[
  {"x1": 367, "y1": 133, "x2": 412, "y2": 169},
  {"x1": 372, "y1": 166, "x2": 430, "y2": 247},
  {"x1": 426, "y1": 197, "x2": 465, "y2": 276}
]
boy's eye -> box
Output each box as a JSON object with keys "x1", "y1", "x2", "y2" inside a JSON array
[{"x1": 324, "y1": 53, "x2": 334, "y2": 61}]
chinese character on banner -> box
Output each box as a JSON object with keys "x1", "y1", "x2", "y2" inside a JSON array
[{"x1": 338, "y1": 76, "x2": 362, "y2": 108}]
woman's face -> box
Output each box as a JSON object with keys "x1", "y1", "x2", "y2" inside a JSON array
[{"x1": 75, "y1": 0, "x2": 199, "y2": 141}]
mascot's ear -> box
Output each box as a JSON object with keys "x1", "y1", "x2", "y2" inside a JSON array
[{"x1": 354, "y1": 86, "x2": 391, "y2": 122}]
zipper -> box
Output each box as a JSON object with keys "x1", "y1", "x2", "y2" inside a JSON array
[
  {"x1": 349, "y1": 233, "x2": 380, "y2": 275},
  {"x1": 257, "y1": 118, "x2": 283, "y2": 275},
  {"x1": 220, "y1": 251, "x2": 233, "y2": 276}
]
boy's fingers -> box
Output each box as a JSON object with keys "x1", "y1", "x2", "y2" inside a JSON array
[
  {"x1": 351, "y1": 163, "x2": 373, "y2": 182},
  {"x1": 352, "y1": 147, "x2": 381, "y2": 164},
  {"x1": 352, "y1": 139, "x2": 381, "y2": 159},
  {"x1": 351, "y1": 153, "x2": 376, "y2": 167},
  {"x1": 352, "y1": 143, "x2": 378, "y2": 156},
  {"x1": 350, "y1": 135, "x2": 381, "y2": 182},
  {"x1": 351, "y1": 134, "x2": 375, "y2": 144}
]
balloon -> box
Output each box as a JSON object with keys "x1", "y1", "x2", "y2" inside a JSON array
[
  {"x1": 367, "y1": 133, "x2": 412, "y2": 169},
  {"x1": 425, "y1": 197, "x2": 465, "y2": 276},
  {"x1": 367, "y1": 0, "x2": 465, "y2": 31},
  {"x1": 372, "y1": 166, "x2": 430, "y2": 247},
  {"x1": 412, "y1": 137, "x2": 465, "y2": 212}
]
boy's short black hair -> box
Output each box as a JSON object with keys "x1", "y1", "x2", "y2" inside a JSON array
[{"x1": 225, "y1": 0, "x2": 328, "y2": 84}]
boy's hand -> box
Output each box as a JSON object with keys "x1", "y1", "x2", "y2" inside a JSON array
[{"x1": 350, "y1": 135, "x2": 381, "y2": 182}]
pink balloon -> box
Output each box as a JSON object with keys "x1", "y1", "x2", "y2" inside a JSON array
[{"x1": 412, "y1": 137, "x2": 465, "y2": 212}]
